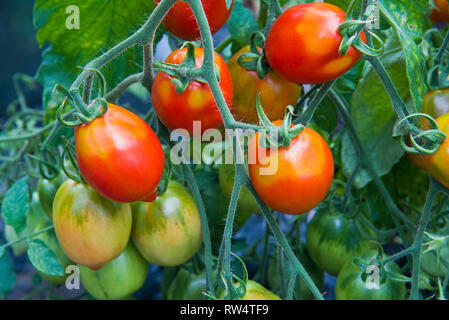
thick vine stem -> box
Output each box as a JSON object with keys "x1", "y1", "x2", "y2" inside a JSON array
[
  {"x1": 182, "y1": 164, "x2": 214, "y2": 297},
  {"x1": 105, "y1": 73, "x2": 143, "y2": 103},
  {"x1": 142, "y1": 43, "x2": 154, "y2": 92},
  {"x1": 328, "y1": 89, "x2": 415, "y2": 234}
]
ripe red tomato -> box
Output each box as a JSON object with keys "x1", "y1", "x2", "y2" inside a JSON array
[
  {"x1": 427, "y1": 113, "x2": 449, "y2": 189},
  {"x1": 265, "y1": 3, "x2": 365, "y2": 84},
  {"x1": 430, "y1": 0, "x2": 449, "y2": 23},
  {"x1": 153, "y1": 0, "x2": 234, "y2": 41},
  {"x1": 248, "y1": 121, "x2": 334, "y2": 215},
  {"x1": 53, "y1": 179, "x2": 132, "y2": 270},
  {"x1": 152, "y1": 47, "x2": 233, "y2": 136},
  {"x1": 75, "y1": 103, "x2": 165, "y2": 203},
  {"x1": 227, "y1": 46, "x2": 302, "y2": 123}
]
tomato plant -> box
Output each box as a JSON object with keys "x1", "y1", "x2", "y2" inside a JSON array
[
  {"x1": 248, "y1": 120, "x2": 334, "y2": 215},
  {"x1": 79, "y1": 242, "x2": 149, "y2": 300},
  {"x1": 154, "y1": 0, "x2": 234, "y2": 41},
  {"x1": 75, "y1": 103, "x2": 165, "y2": 203},
  {"x1": 131, "y1": 181, "x2": 202, "y2": 267},
  {"x1": 227, "y1": 46, "x2": 302, "y2": 123},
  {"x1": 265, "y1": 3, "x2": 365, "y2": 84},
  {"x1": 151, "y1": 46, "x2": 233, "y2": 135},
  {"x1": 53, "y1": 179, "x2": 132, "y2": 270},
  {"x1": 2, "y1": 0, "x2": 449, "y2": 303}
]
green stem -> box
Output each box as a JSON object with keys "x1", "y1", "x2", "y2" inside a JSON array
[
  {"x1": 182, "y1": 164, "x2": 214, "y2": 296},
  {"x1": 215, "y1": 36, "x2": 233, "y2": 54},
  {"x1": 105, "y1": 73, "x2": 143, "y2": 103},
  {"x1": 0, "y1": 225, "x2": 54, "y2": 250}
]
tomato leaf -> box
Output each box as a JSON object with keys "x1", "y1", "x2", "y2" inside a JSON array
[
  {"x1": 228, "y1": 0, "x2": 259, "y2": 47},
  {"x1": 377, "y1": 0, "x2": 428, "y2": 111},
  {"x1": 0, "y1": 250, "x2": 16, "y2": 299},
  {"x1": 342, "y1": 34, "x2": 414, "y2": 188},
  {"x1": 27, "y1": 239, "x2": 65, "y2": 277},
  {"x1": 1, "y1": 176, "x2": 29, "y2": 234},
  {"x1": 33, "y1": 0, "x2": 157, "y2": 109}
]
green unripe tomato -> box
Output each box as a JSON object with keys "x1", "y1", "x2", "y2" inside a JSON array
[
  {"x1": 79, "y1": 242, "x2": 149, "y2": 300},
  {"x1": 167, "y1": 268, "x2": 208, "y2": 300},
  {"x1": 38, "y1": 173, "x2": 65, "y2": 220},
  {"x1": 306, "y1": 210, "x2": 374, "y2": 276}
]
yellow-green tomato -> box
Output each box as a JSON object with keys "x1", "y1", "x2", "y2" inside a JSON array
[
  {"x1": 131, "y1": 181, "x2": 203, "y2": 266},
  {"x1": 219, "y1": 280, "x2": 281, "y2": 300},
  {"x1": 79, "y1": 242, "x2": 149, "y2": 300},
  {"x1": 53, "y1": 179, "x2": 132, "y2": 270},
  {"x1": 5, "y1": 192, "x2": 49, "y2": 256}
]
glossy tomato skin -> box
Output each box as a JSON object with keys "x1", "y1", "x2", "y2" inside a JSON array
[
  {"x1": 218, "y1": 280, "x2": 281, "y2": 300},
  {"x1": 335, "y1": 251, "x2": 406, "y2": 300},
  {"x1": 167, "y1": 269, "x2": 208, "y2": 300},
  {"x1": 38, "y1": 173, "x2": 65, "y2": 220},
  {"x1": 227, "y1": 46, "x2": 302, "y2": 123},
  {"x1": 248, "y1": 121, "x2": 334, "y2": 215},
  {"x1": 151, "y1": 47, "x2": 233, "y2": 136},
  {"x1": 427, "y1": 113, "x2": 449, "y2": 189},
  {"x1": 268, "y1": 244, "x2": 324, "y2": 300},
  {"x1": 154, "y1": 0, "x2": 234, "y2": 41},
  {"x1": 265, "y1": 3, "x2": 365, "y2": 84},
  {"x1": 75, "y1": 103, "x2": 165, "y2": 203},
  {"x1": 306, "y1": 210, "x2": 373, "y2": 276},
  {"x1": 80, "y1": 242, "x2": 149, "y2": 300},
  {"x1": 53, "y1": 179, "x2": 132, "y2": 270},
  {"x1": 407, "y1": 89, "x2": 449, "y2": 170},
  {"x1": 131, "y1": 181, "x2": 202, "y2": 267},
  {"x1": 431, "y1": 0, "x2": 449, "y2": 23}
]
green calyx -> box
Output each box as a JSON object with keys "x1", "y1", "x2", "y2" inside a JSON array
[
  {"x1": 255, "y1": 95, "x2": 304, "y2": 149},
  {"x1": 237, "y1": 31, "x2": 271, "y2": 80},
  {"x1": 338, "y1": 1, "x2": 385, "y2": 57},
  {"x1": 153, "y1": 42, "x2": 219, "y2": 94}
]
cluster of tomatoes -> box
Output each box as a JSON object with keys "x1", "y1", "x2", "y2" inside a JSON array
[{"x1": 11, "y1": 1, "x2": 413, "y2": 300}]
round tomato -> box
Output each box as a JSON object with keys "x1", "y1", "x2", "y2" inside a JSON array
[
  {"x1": 265, "y1": 3, "x2": 365, "y2": 84},
  {"x1": 227, "y1": 46, "x2": 302, "y2": 123},
  {"x1": 431, "y1": 0, "x2": 449, "y2": 23},
  {"x1": 335, "y1": 250, "x2": 406, "y2": 300},
  {"x1": 407, "y1": 89, "x2": 449, "y2": 170},
  {"x1": 4, "y1": 192, "x2": 49, "y2": 256},
  {"x1": 75, "y1": 103, "x2": 165, "y2": 203},
  {"x1": 79, "y1": 242, "x2": 149, "y2": 300},
  {"x1": 427, "y1": 113, "x2": 449, "y2": 189},
  {"x1": 53, "y1": 179, "x2": 132, "y2": 270},
  {"x1": 306, "y1": 210, "x2": 373, "y2": 276},
  {"x1": 38, "y1": 173, "x2": 65, "y2": 220},
  {"x1": 167, "y1": 268, "x2": 207, "y2": 300},
  {"x1": 151, "y1": 47, "x2": 233, "y2": 136},
  {"x1": 219, "y1": 280, "x2": 281, "y2": 300},
  {"x1": 154, "y1": 0, "x2": 234, "y2": 41},
  {"x1": 131, "y1": 180, "x2": 202, "y2": 266},
  {"x1": 218, "y1": 163, "x2": 261, "y2": 216},
  {"x1": 267, "y1": 244, "x2": 324, "y2": 300},
  {"x1": 248, "y1": 121, "x2": 334, "y2": 215},
  {"x1": 36, "y1": 230, "x2": 73, "y2": 285}
]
